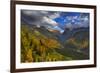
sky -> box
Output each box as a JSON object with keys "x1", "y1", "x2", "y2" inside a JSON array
[{"x1": 21, "y1": 10, "x2": 89, "y2": 34}]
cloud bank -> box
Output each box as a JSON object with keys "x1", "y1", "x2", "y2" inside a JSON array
[
  {"x1": 21, "y1": 10, "x2": 89, "y2": 33},
  {"x1": 21, "y1": 10, "x2": 64, "y2": 33}
]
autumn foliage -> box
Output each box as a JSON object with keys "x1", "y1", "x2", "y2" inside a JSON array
[{"x1": 21, "y1": 25, "x2": 65, "y2": 62}]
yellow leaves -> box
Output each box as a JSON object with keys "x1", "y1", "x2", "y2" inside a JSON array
[
  {"x1": 47, "y1": 39, "x2": 60, "y2": 48},
  {"x1": 45, "y1": 52, "x2": 65, "y2": 61},
  {"x1": 32, "y1": 36, "x2": 40, "y2": 46},
  {"x1": 40, "y1": 38, "x2": 61, "y2": 49},
  {"x1": 39, "y1": 45, "x2": 46, "y2": 54},
  {"x1": 25, "y1": 49, "x2": 33, "y2": 62},
  {"x1": 68, "y1": 38, "x2": 75, "y2": 42},
  {"x1": 21, "y1": 24, "x2": 65, "y2": 62},
  {"x1": 66, "y1": 37, "x2": 89, "y2": 49},
  {"x1": 80, "y1": 40, "x2": 89, "y2": 49},
  {"x1": 34, "y1": 30, "x2": 41, "y2": 36}
]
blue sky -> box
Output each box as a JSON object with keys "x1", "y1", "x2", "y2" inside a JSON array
[
  {"x1": 54, "y1": 12, "x2": 81, "y2": 25},
  {"x1": 21, "y1": 10, "x2": 89, "y2": 33},
  {"x1": 54, "y1": 12, "x2": 89, "y2": 29}
]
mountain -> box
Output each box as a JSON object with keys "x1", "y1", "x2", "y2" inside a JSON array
[
  {"x1": 56, "y1": 27, "x2": 89, "y2": 43},
  {"x1": 21, "y1": 24, "x2": 70, "y2": 62},
  {"x1": 56, "y1": 27, "x2": 89, "y2": 60},
  {"x1": 21, "y1": 23, "x2": 90, "y2": 62}
]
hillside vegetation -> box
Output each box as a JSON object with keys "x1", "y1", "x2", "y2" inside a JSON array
[
  {"x1": 21, "y1": 24, "x2": 71, "y2": 62},
  {"x1": 21, "y1": 24, "x2": 89, "y2": 63}
]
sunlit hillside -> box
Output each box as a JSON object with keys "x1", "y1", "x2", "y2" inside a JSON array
[{"x1": 21, "y1": 24, "x2": 71, "y2": 63}]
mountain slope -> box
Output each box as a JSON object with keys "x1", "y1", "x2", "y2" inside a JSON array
[
  {"x1": 21, "y1": 23, "x2": 90, "y2": 62},
  {"x1": 21, "y1": 24, "x2": 72, "y2": 62},
  {"x1": 57, "y1": 29, "x2": 89, "y2": 60}
]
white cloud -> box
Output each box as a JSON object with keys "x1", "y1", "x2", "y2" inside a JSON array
[
  {"x1": 83, "y1": 16, "x2": 89, "y2": 21},
  {"x1": 53, "y1": 26, "x2": 64, "y2": 34},
  {"x1": 40, "y1": 11, "x2": 49, "y2": 14},
  {"x1": 22, "y1": 10, "x2": 33, "y2": 15},
  {"x1": 22, "y1": 10, "x2": 60, "y2": 26},
  {"x1": 22, "y1": 10, "x2": 89, "y2": 32},
  {"x1": 66, "y1": 16, "x2": 78, "y2": 21},
  {"x1": 42, "y1": 16, "x2": 58, "y2": 26},
  {"x1": 72, "y1": 19, "x2": 75, "y2": 23},
  {"x1": 66, "y1": 16, "x2": 72, "y2": 20},
  {"x1": 49, "y1": 12, "x2": 60, "y2": 19},
  {"x1": 73, "y1": 16, "x2": 78, "y2": 19},
  {"x1": 65, "y1": 15, "x2": 89, "y2": 29},
  {"x1": 66, "y1": 23, "x2": 73, "y2": 30},
  {"x1": 22, "y1": 10, "x2": 43, "y2": 17}
]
